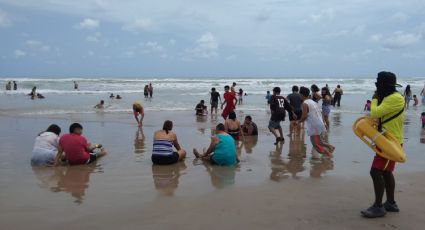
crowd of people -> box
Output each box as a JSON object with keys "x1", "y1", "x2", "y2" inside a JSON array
[{"x1": 28, "y1": 73, "x2": 425, "y2": 219}]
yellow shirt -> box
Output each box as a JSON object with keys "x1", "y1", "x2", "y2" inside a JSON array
[{"x1": 370, "y1": 92, "x2": 405, "y2": 144}]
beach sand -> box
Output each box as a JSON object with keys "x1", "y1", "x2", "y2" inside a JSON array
[{"x1": 0, "y1": 109, "x2": 424, "y2": 230}]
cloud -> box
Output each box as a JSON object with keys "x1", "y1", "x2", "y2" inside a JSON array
[
  {"x1": 185, "y1": 32, "x2": 219, "y2": 59},
  {"x1": 76, "y1": 18, "x2": 99, "y2": 30},
  {"x1": 369, "y1": 34, "x2": 383, "y2": 42},
  {"x1": 25, "y1": 40, "x2": 50, "y2": 52},
  {"x1": 383, "y1": 31, "x2": 422, "y2": 49},
  {"x1": 86, "y1": 32, "x2": 101, "y2": 42},
  {"x1": 301, "y1": 8, "x2": 335, "y2": 24},
  {"x1": 87, "y1": 50, "x2": 95, "y2": 56},
  {"x1": 140, "y1": 41, "x2": 167, "y2": 58},
  {"x1": 122, "y1": 18, "x2": 152, "y2": 32},
  {"x1": 0, "y1": 9, "x2": 12, "y2": 27},
  {"x1": 390, "y1": 12, "x2": 409, "y2": 23},
  {"x1": 14, "y1": 49, "x2": 26, "y2": 58},
  {"x1": 225, "y1": 55, "x2": 236, "y2": 61}
]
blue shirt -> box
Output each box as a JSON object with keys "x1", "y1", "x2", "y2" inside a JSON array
[{"x1": 212, "y1": 134, "x2": 237, "y2": 166}]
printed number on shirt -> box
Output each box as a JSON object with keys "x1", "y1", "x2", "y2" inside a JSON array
[{"x1": 278, "y1": 99, "x2": 285, "y2": 108}]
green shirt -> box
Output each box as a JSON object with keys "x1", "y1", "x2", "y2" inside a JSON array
[{"x1": 370, "y1": 92, "x2": 405, "y2": 144}]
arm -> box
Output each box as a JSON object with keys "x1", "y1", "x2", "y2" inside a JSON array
[
  {"x1": 298, "y1": 103, "x2": 309, "y2": 123},
  {"x1": 172, "y1": 133, "x2": 182, "y2": 151},
  {"x1": 370, "y1": 98, "x2": 400, "y2": 119},
  {"x1": 133, "y1": 110, "x2": 140, "y2": 124},
  {"x1": 284, "y1": 98, "x2": 296, "y2": 119},
  {"x1": 219, "y1": 95, "x2": 222, "y2": 104},
  {"x1": 54, "y1": 146, "x2": 64, "y2": 166},
  {"x1": 204, "y1": 136, "x2": 219, "y2": 156}
]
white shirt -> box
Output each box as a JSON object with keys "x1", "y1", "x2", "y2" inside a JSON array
[{"x1": 304, "y1": 99, "x2": 326, "y2": 136}]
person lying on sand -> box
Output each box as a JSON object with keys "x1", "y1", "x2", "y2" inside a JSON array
[{"x1": 193, "y1": 123, "x2": 239, "y2": 166}]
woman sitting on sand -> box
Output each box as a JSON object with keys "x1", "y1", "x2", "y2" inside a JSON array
[
  {"x1": 224, "y1": 112, "x2": 243, "y2": 140},
  {"x1": 152, "y1": 120, "x2": 187, "y2": 165},
  {"x1": 31, "y1": 124, "x2": 61, "y2": 166},
  {"x1": 193, "y1": 123, "x2": 238, "y2": 166}
]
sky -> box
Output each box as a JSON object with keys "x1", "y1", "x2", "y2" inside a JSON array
[{"x1": 0, "y1": 0, "x2": 425, "y2": 78}]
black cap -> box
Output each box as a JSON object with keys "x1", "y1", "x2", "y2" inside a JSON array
[{"x1": 377, "y1": 71, "x2": 402, "y2": 87}]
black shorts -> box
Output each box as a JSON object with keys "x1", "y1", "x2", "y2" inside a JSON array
[
  {"x1": 152, "y1": 152, "x2": 179, "y2": 165},
  {"x1": 289, "y1": 110, "x2": 303, "y2": 121},
  {"x1": 211, "y1": 101, "x2": 218, "y2": 109}
]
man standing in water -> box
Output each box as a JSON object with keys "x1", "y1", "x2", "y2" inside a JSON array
[
  {"x1": 149, "y1": 83, "x2": 153, "y2": 98},
  {"x1": 221, "y1": 85, "x2": 237, "y2": 120},
  {"x1": 361, "y1": 72, "x2": 405, "y2": 218},
  {"x1": 210, "y1": 88, "x2": 222, "y2": 115},
  {"x1": 74, "y1": 81, "x2": 79, "y2": 90},
  {"x1": 287, "y1": 86, "x2": 303, "y2": 136},
  {"x1": 13, "y1": 81, "x2": 17, "y2": 90},
  {"x1": 268, "y1": 87, "x2": 296, "y2": 144},
  {"x1": 231, "y1": 82, "x2": 237, "y2": 94},
  {"x1": 332, "y1": 85, "x2": 343, "y2": 107}
]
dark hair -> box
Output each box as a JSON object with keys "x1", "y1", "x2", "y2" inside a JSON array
[
  {"x1": 163, "y1": 120, "x2": 173, "y2": 134},
  {"x1": 405, "y1": 85, "x2": 411, "y2": 94},
  {"x1": 229, "y1": 112, "x2": 237, "y2": 120},
  {"x1": 101, "y1": 100, "x2": 104, "y2": 104},
  {"x1": 267, "y1": 91, "x2": 270, "y2": 93},
  {"x1": 292, "y1": 85, "x2": 299, "y2": 92},
  {"x1": 337, "y1": 85, "x2": 341, "y2": 88},
  {"x1": 422, "y1": 112, "x2": 425, "y2": 116},
  {"x1": 45, "y1": 124, "x2": 61, "y2": 136},
  {"x1": 376, "y1": 71, "x2": 397, "y2": 105},
  {"x1": 273, "y1": 87, "x2": 281, "y2": 94},
  {"x1": 216, "y1": 123, "x2": 225, "y2": 131},
  {"x1": 245, "y1": 115, "x2": 252, "y2": 121},
  {"x1": 233, "y1": 82, "x2": 236, "y2": 85},
  {"x1": 239, "y1": 88, "x2": 243, "y2": 93},
  {"x1": 200, "y1": 100, "x2": 205, "y2": 104},
  {"x1": 69, "y1": 123, "x2": 83, "y2": 133},
  {"x1": 367, "y1": 100, "x2": 371, "y2": 103},
  {"x1": 299, "y1": 87, "x2": 310, "y2": 97},
  {"x1": 311, "y1": 84, "x2": 319, "y2": 93},
  {"x1": 413, "y1": 95, "x2": 417, "y2": 97},
  {"x1": 224, "y1": 85, "x2": 230, "y2": 90},
  {"x1": 211, "y1": 87, "x2": 216, "y2": 91},
  {"x1": 321, "y1": 87, "x2": 331, "y2": 97}
]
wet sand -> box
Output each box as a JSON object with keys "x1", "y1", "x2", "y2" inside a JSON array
[{"x1": 0, "y1": 108, "x2": 424, "y2": 229}]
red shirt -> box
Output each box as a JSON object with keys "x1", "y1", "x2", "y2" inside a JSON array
[
  {"x1": 59, "y1": 134, "x2": 90, "y2": 165},
  {"x1": 224, "y1": 92, "x2": 236, "y2": 109}
]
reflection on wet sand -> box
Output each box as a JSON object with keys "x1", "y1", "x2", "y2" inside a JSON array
[
  {"x1": 270, "y1": 133, "x2": 307, "y2": 181},
  {"x1": 309, "y1": 156, "x2": 334, "y2": 178},
  {"x1": 332, "y1": 112, "x2": 342, "y2": 127},
  {"x1": 239, "y1": 136, "x2": 258, "y2": 154},
  {"x1": 420, "y1": 129, "x2": 425, "y2": 144},
  {"x1": 152, "y1": 162, "x2": 187, "y2": 196},
  {"x1": 134, "y1": 128, "x2": 145, "y2": 154},
  {"x1": 193, "y1": 159, "x2": 236, "y2": 189},
  {"x1": 32, "y1": 165, "x2": 99, "y2": 204}
]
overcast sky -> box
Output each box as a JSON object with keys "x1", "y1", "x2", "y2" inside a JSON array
[{"x1": 0, "y1": 0, "x2": 424, "y2": 77}]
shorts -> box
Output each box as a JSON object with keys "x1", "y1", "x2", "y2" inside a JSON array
[
  {"x1": 152, "y1": 152, "x2": 179, "y2": 165},
  {"x1": 86, "y1": 153, "x2": 97, "y2": 164},
  {"x1": 133, "y1": 108, "x2": 143, "y2": 116},
  {"x1": 211, "y1": 101, "x2": 218, "y2": 109},
  {"x1": 310, "y1": 134, "x2": 330, "y2": 154},
  {"x1": 371, "y1": 145, "x2": 401, "y2": 172},
  {"x1": 289, "y1": 110, "x2": 302, "y2": 121},
  {"x1": 268, "y1": 120, "x2": 281, "y2": 129},
  {"x1": 222, "y1": 106, "x2": 234, "y2": 119}
]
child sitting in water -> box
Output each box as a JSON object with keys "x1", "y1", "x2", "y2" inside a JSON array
[
  {"x1": 413, "y1": 95, "x2": 418, "y2": 106},
  {"x1": 422, "y1": 112, "x2": 425, "y2": 129},
  {"x1": 364, "y1": 100, "x2": 371, "y2": 111}
]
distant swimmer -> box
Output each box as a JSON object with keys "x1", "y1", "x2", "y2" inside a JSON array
[
  {"x1": 133, "y1": 102, "x2": 144, "y2": 127},
  {"x1": 364, "y1": 100, "x2": 371, "y2": 111},
  {"x1": 74, "y1": 81, "x2": 79, "y2": 90},
  {"x1": 210, "y1": 87, "x2": 222, "y2": 115},
  {"x1": 361, "y1": 71, "x2": 404, "y2": 218},
  {"x1": 152, "y1": 120, "x2": 186, "y2": 165},
  {"x1": 193, "y1": 123, "x2": 238, "y2": 166},
  {"x1": 265, "y1": 91, "x2": 272, "y2": 105},
  {"x1": 94, "y1": 100, "x2": 104, "y2": 109},
  {"x1": 5, "y1": 81, "x2": 11, "y2": 90},
  {"x1": 28, "y1": 86, "x2": 37, "y2": 97},
  {"x1": 332, "y1": 85, "x2": 343, "y2": 107},
  {"x1": 149, "y1": 83, "x2": 153, "y2": 98},
  {"x1": 221, "y1": 85, "x2": 237, "y2": 120},
  {"x1": 109, "y1": 93, "x2": 115, "y2": 99},
  {"x1": 298, "y1": 86, "x2": 334, "y2": 157},
  {"x1": 31, "y1": 124, "x2": 62, "y2": 166},
  {"x1": 116, "y1": 95, "x2": 122, "y2": 99},
  {"x1": 13, "y1": 81, "x2": 17, "y2": 90},
  {"x1": 55, "y1": 123, "x2": 107, "y2": 166}
]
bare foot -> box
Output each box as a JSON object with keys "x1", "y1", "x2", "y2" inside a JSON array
[{"x1": 193, "y1": 148, "x2": 201, "y2": 158}]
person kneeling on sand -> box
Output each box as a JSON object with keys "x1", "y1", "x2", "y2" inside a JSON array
[
  {"x1": 297, "y1": 87, "x2": 335, "y2": 157},
  {"x1": 152, "y1": 120, "x2": 186, "y2": 165},
  {"x1": 55, "y1": 123, "x2": 107, "y2": 166},
  {"x1": 31, "y1": 124, "x2": 62, "y2": 166},
  {"x1": 193, "y1": 123, "x2": 238, "y2": 166}
]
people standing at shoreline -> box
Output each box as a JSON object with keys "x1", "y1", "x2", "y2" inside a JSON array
[
  {"x1": 13, "y1": 81, "x2": 17, "y2": 90},
  {"x1": 55, "y1": 123, "x2": 107, "y2": 165},
  {"x1": 193, "y1": 123, "x2": 238, "y2": 166},
  {"x1": 224, "y1": 112, "x2": 243, "y2": 140},
  {"x1": 298, "y1": 87, "x2": 334, "y2": 157},
  {"x1": 144, "y1": 85, "x2": 149, "y2": 98},
  {"x1": 5, "y1": 81, "x2": 11, "y2": 90},
  {"x1": 231, "y1": 82, "x2": 237, "y2": 94},
  {"x1": 210, "y1": 87, "x2": 222, "y2": 115},
  {"x1": 265, "y1": 91, "x2": 272, "y2": 105},
  {"x1": 74, "y1": 81, "x2": 78, "y2": 90},
  {"x1": 269, "y1": 87, "x2": 296, "y2": 144},
  {"x1": 238, "y1": 88, "x2": 244, "y2": 105},
  {"x1": 287, "y1": 86, "x2": 303, "y2": 136},
  {"x1": 152, "y1": 120, "x2": 186, "y2": 165},
  {"x1": 421, "y1": 84, "x2": 425, "y2": 105},
  {"x1": 332, "y1": 85, "x2": 343, "y2": 107},
  {"x1": 149, "y1": 83, "x2": 153, "y2": 98},
  {"x1": 133, "y1": 102, "x2": 144, "y2": 127},
  {"x1": 403, "y1": 85, "x2": 412, "y2": 109},
  {"x1": 321, "y1": 87, "x2": 332, "y2": 129},
  {"x1": 31, "y1": 124, "x2": 61, "y2": 166},
  {"x1": 361, "y1": 71, "x2": 404, "y2": 218},
  {"x1": 221, "y1": 85, "x2": 237, "y2": 120}
]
